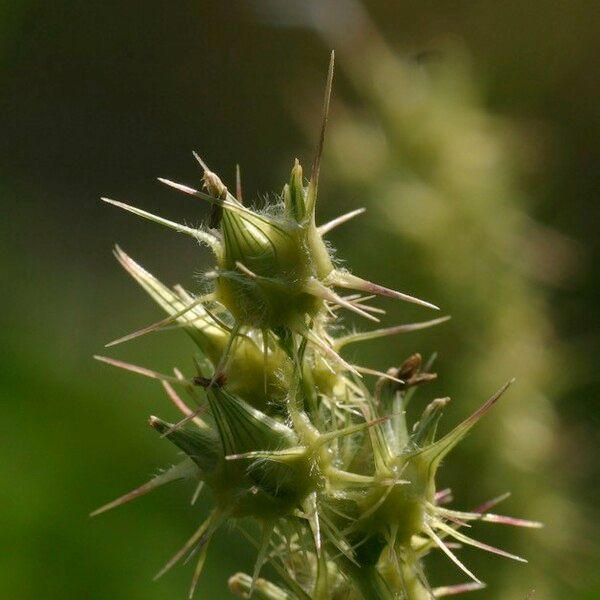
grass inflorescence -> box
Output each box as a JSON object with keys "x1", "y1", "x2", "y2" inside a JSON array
[{"x1": 94, "y1": 52, "x2": 541, "y2": 599}]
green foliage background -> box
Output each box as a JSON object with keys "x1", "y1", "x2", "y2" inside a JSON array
[{"x1": 1, "y1": 1, "x2": 597, "y2": 598}]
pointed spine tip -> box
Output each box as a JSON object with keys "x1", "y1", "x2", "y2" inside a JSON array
[
  {"x1": 192, "y1": 151, "x2": 210, "y2": 172},
  {"x1": 149, "y1": 415, "x2": 161, "y2": 429},
  {"x1": 306, "y1": 50, "x2": 336, "y2": 218},
  {"x1": 158, "y1": 177, "x2": 193, "y2": 193},
  {"x1": 100, "y1": 195, "x2": 207, "y2": 240}
]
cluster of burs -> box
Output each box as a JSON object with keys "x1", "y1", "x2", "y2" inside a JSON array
[{"x1": 95, "y1": 55, "x2": 540, "y2": 600}]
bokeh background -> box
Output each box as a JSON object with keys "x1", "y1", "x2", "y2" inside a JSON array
[{"x1": 1, "y1": 1, "x2": 598, "y2": 598}]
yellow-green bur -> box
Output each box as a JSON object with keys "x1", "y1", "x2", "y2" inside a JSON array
[
  {"x1": 328, "y1": 383, "x2": 511, "y2": 580},
  {"x1": 215, "y1": 160, "x2": 336, "y2": 332},
  {"x1": 216, "y1": 210, "x2": 319, "y2": 328},
  {"x1": 154, "y1": 386, "x2": 320, "y2": 519},
  {"x1": 113, "y1": 247, "x2": 296, "y2": 412}
]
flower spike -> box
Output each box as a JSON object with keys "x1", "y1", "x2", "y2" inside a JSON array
[{"x1": 97, "y1": 53, "x2": 539, "y2": 599}]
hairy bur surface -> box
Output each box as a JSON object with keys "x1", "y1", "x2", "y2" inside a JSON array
[{"x1": 94, "y1": 52, "x2": 541, "y2": 599}]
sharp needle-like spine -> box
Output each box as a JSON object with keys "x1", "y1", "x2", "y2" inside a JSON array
[{"x1": 318, "y1": 207, "x2": 366, "y2": 235}]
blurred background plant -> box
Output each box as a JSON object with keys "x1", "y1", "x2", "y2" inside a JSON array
[{"x1": 0, "y1": 1, "x2": 597, "y2": 599}]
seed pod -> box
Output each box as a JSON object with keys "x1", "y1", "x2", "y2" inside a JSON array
[{"x1": 149, "y1": 416, "x2": 222, "y2": 476}]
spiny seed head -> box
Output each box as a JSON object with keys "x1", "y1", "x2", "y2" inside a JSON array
[
  {"x1": 95, "y1": 52, "x2": 540, "y2": 599},
  {"x1": 213, "y1": 162, "x2": 330, "y2": 330}
]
